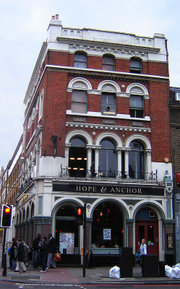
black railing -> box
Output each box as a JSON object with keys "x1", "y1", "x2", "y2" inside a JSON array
[{"x1": 60, "y1": 167, "x2": 158, "y2": 183}]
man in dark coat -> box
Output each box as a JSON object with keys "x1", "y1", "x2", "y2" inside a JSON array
[
  {"x1": 32, "y1": 233, "x2": 41, "y2": 268},
  {"x1": 39, "y1": 236, "x2": 48, "y2": 272},
  {"x1": 46, "y1": 233, "x2": 57, "y2": 269},
  {"x1": 15, "y1": 239, "x2": 26, "y2": 272}
]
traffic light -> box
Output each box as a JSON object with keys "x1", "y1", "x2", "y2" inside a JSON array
[
  {"x1": 76, "y1": 207, "x2": 83, "y2": 225},
  {"x1": 1, "y1": 205, "x2": 13, "y2": 227}
]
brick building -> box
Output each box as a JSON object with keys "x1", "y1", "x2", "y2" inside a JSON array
[
  {"x1": 15, "y1": 15, "x2": 174, "y2": 265},
  {"x1": 169, "y1": 87, "x2": 180, "y2": 262},
  {"x1": 0, "y1": 135, "x2": 23, "y2": 243}
]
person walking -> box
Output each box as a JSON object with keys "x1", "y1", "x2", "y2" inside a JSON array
[
  {"x1": 32, "y1": 233, "x2": 41, "y2": 268},
  {"x1": 46, "y1": 233, "x2": 57, "y2": 270},
  {"x1": 15, "y1": 239, "x2": 26, "y2": 272},
  {"x1": 39, "y1": 236, "x2": 48, "y2": 272},
  {"x1": 10, "y1": 238, "x2": 18, "y2": 270}
]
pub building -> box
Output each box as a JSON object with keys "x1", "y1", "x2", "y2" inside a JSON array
[{"x1": 15, "y1": 15, "x2": 174, "y2": 266}]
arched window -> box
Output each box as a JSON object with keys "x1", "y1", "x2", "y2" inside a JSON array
[
  {"x1": 74, "y1": 51, "x2": 87, "y2": 68},
  {"x1": 102, "y1": 54, "x2": 115, "y2": 71},
  {"x1": 129, "y1": 141, "x2": 144, "y2": 179},
  {"x1": 130, "y1": 57, "x2": 142, "y2": 73},
  {"x1": 99, "y1": 139, "x2": 117, "y2": 177},
  {"x1": 71, "y1": 90, "x2": 87, "y2": 113},
  {"x1": 130, "y1": 94, "x2": 144, "y2": 118},
  {"x1": 68, "y1": 137, "x2": 87, "y2": 177}
]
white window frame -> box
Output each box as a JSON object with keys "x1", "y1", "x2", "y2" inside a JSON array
[
  {"x1": 38, "y1": 89, "x2": 44, "y2": 121},
  {"x1": 176, "y1": 92, "x2": 180, "y2": 101}
]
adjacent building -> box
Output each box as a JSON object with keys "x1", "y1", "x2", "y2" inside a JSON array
[
  {"x1": 0, "y1": 135, "x2": 23, "y2": 243},
  {"x1": 169, "y1": 87, "x2": 180, "y2": 263},
  {"x1": 3, "y1": 15, "x2": 175, "y2": 265}
]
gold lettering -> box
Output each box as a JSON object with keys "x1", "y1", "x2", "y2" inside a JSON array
[
  {"x1": 87, "y1": 186, "x2": 96, "y2": 192},
  {"x1": 110, "y1": 187, "x2": 115, "y2": 193},
  {"x1": 82, "y1": 186, "x2": 87, "y2": 192},
  {"x1": 126, "y1": 187, "x2": 131, "y2": 194},
  {"x1": 100, "y1": 186, "x2": 107, "y2": 193},
  {"x1": 76, "y1": 186, "x2": 81, "y2": 192},
  {"x1": 115, "y1": 187, "x2": 121, "y2": 193},
  {"x1": 137, "y1": 188, "x2": 142, "y2": 194}
]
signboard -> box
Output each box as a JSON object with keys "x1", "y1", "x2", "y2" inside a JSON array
[
  {"x1": 59, "y1": 232, "x2": 75, "y2": 254},
  {"x1": 103, "y1": 228, "x2": 111, "y2": 241},
  {"x1": 53, "y1": 183, "x2": 164, "y2": 196}
]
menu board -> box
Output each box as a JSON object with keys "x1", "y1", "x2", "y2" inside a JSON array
[{"x1": 59, "y1": 232, "x2": 75, "y2": 254}]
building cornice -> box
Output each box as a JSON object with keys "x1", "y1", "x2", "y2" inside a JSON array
[
  {"x1": 56, "y1": 36, "x2": 160, "y2": 55},
  {"x1": 66, "y1": 121, "x2": 151, "y2": 133},
  {"x1": 46, "y1": 64, "x2": 169, "y2": 82}
]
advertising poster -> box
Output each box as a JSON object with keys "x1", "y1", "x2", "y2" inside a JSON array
[
  {"x1": 103, "y1": 228, "x2": 111, "y2": 240},
  {"x1": 59, "y1": 232, "x2": 75, "y2": 254}
]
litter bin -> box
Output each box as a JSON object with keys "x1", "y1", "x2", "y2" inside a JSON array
[
  {"x1": 159, "y1": 261, "x2": 165, "y2": 277},
  {"x1": 119, "y1": 247, "x2": 133, "y2": 277},
  {"x1": 142, "y1": 254, "x2": 158, "y2": 277}
]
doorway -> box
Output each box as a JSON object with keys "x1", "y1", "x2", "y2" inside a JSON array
[
  {"x1": 92, "y1": 201, "x2": 124, "y2": 247},
  {"x1": 135, "y1": 208, "x2": 159, "y2": 255}
]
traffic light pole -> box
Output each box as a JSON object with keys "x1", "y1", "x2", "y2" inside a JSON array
[
  {"x1": 2, "y1": 228, "x2": 7, "y2": 276},
  {"x1": 83, "y1": 203, "x2": 86, "y2": 277}
]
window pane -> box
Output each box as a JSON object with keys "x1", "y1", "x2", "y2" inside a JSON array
[
  {"x1": 136, "y1": 110, "x2": 144, "y2": 118},
  {"x1": 74, "y1": 52, "x2": 87, "y2": 68},
  {"x1": 148, "y1": 225, "x2": 154, "y2": 244},
  {"x1": 74, "y1": 54, "x2": 87, "y2": 61},
  {"x1": 130, "y1": 95, "x2": 144, "y2": 118},
  {"x1": 38, "y1": 196, "x2": 43, "y2": 215},
  {"x1": 130, "y1": 58, "x2": 142, "y2": 73},
  {"x1": 70, "y1": 138, "x2": 86, "y2": 147},
  {"x1": 102, "y1": 55, "x2": 115, "y2": 71},
  {"x1": 101, "y1": 93, "x2": 116, "y2": 114},
  {"x1": 99, "y1": 139, "x2": 117, "y2": 177},
  {"x1": 71, "y1": 90, "x2": 87, "y2": 113},
  {"x1": 71, "y1": 102, "x2": 86, "y2": 113},
  {"x1": 72, "y1": 90, "x2": 87, "y2": 102},
  {"x1": 130, "y1": 95, "x2": 143, "y2": 108},
  {"x1": 129, "y1": 141, "x2": 144, "y2": 179}
]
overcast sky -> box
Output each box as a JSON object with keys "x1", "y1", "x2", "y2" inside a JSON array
[{"x1": 0, "y1": 0, "x2": 180, "y2": 168}]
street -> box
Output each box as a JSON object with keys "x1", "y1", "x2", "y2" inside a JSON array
[{"x1": 0, "y1": 281, "x2": 180, "y2": 289}]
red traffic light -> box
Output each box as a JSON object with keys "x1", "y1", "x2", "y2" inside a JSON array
[
  {"x1": 4, "y1": 207, "x2": 11, "y2": 214},
  {"x1": 1, "y1": 205, "x2": 13, "y2": 227},
  {"x1": 77, "y1": 208, "x2": 82, "y2": 215}
]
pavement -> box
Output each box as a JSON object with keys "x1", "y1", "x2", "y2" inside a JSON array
[{"x1": 0, "y1": 264, "x2": 180, "y2": 285}]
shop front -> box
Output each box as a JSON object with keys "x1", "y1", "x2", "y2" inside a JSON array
[{"x1": 51, "y1": 181, "x2": 174, "y2": 266}]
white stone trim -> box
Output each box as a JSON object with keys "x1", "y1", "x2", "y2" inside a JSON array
[
  {"x1": 97, "y1": 80, "x2": 121, "y2": 94},
  {"x1": 95, "y1": 132, "x2": 123, "y2": 147},
  {"x1": 65, "y1": 129, "x2": 93, "y2": 146},
  {"x1": 126, "y1": 83, "x2": 149, "y2": 97},
  {"x1": 67, "y1": 77, "x2": 92, "y2": 92},
  {"x1": 125, "y1": 134, "x2": 151, "y2": 150},
  {"x1": 66, "y1": 109, "x2": 151, "y2": 122}
]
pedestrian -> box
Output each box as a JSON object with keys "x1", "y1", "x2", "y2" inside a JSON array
[
  {"x1": 39, "y1": 236, "x2": 48, "y2": 272},
  {"x1": 139, "y1": 238, "x2": 147, "y2": 264},
  {"x1": 32, "y1": 233, "x2": 41, "y2": 268},
  {"x1": 15, "y1": 238, "x2": 26, "y2": 272},
  {"x1": 10, "y1": 238, "x2": 18, "y2": 270},
  {"x1": 46, "y1": 233, "x2": 57, "y2": 270}
]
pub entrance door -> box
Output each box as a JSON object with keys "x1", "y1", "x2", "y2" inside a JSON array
[{"x1": 136, "y1": 208, "x2": 159, "y2": 256}]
